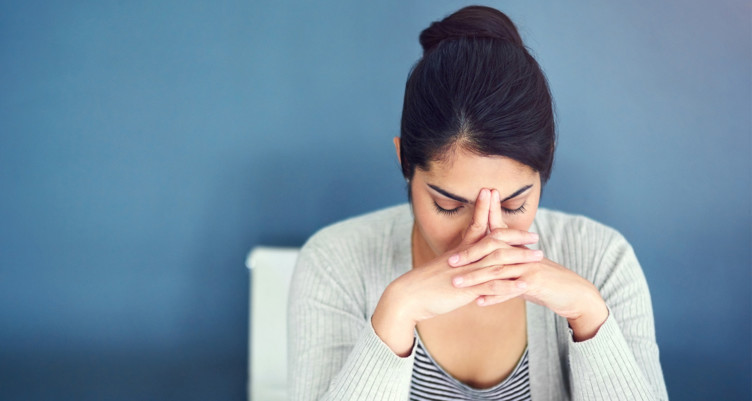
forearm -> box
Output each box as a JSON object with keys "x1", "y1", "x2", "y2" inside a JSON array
[
  {"x1": 371, "y1": 284, "x2": 417, "y2": 357},
  {"x1": 566, "y1": 236, "x2": 668, "y2": 400},
  {"x1": 289, "y1": 317, "x2": 417, "y2": 400},
  {"x1": 567, "y1": 284, "x2": 609, "y2": 342},
  {"x1": 567, "y1": 309, "x2": 668, "y2": 401},
  {"x1": 289, "y1": 246, "x2": 418, "y2": 400}
]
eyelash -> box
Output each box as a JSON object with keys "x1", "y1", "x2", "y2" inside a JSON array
[
  {"x1": 433, "y1": 201, "x2": 461, "y2": 216},
  {"x1": 433, "y1": 201, "x2": 527, "y2": 216},
  {"x1": 504, "y1": 203, "x2": 527, "y2": 215}
]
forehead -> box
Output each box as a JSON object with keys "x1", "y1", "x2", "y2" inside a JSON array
[{"x1": 419, "y1": 148, "x2": 538, "y2": 196}]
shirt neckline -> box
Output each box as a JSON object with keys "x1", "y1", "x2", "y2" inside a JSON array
[{"x1": 413, "y1": 328, "x2": 530, "y2": 393}]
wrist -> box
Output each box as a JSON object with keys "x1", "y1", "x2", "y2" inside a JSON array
[
  {"x1": 567, "y1": 290, "x2": 609, "y2": 342},
  {"x1": 371, "y1": 285, "x2": 417, "y2": 357}
]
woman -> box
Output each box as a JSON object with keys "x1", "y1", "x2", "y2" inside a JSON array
[{"x1": 288, "y1": 5, "x2": 668, "y2": 400}]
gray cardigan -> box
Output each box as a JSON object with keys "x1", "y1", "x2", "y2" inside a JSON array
[{"x1": 287, "y1": 204, "x2": 668, "y2": 400}]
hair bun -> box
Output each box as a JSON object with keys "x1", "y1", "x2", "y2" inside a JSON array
[{"x1": 419, "y1": 6, "x2": 524, "y2": 54}]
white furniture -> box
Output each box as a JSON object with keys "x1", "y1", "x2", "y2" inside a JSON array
[{"x1": 245, "y1": 246, "x2": 300, "y2": 401}]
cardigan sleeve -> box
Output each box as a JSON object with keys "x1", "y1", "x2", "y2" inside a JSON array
[
  {"x1": 287, "y1": 240, "x2": 417, "y2": 401},
  {"x1": 566, "y1": 232, "x2": 669, "y2": 401}
]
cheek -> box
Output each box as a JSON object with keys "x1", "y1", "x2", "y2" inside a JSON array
[
  {"x1": 413, "y1": 204, "x2": 468, "y2": 254},
  {"x1": 506, "y1": 214, "x2": 536, "y2": 233}
]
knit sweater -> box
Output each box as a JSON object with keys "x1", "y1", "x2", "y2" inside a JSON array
[{"x1": 287, "y1": 204, "x2": 668, "y2": 400}]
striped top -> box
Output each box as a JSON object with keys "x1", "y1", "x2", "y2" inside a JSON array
[{"x1": 409, "y1": 331, "x2": 531, "y2": 401}]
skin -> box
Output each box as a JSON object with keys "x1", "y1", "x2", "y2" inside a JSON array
[{"x1": 370, "y1": 138, "x2": 610, "y2": 357}]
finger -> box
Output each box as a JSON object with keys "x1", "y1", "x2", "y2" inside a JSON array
[
  {"x1": 489, "y1": 228, "x2": 538, "y2": 246},
  {"x1": 488, "y1": 189, "x2": 507, "y2": 231},
  {"x1": 476, "y1": 282, "x2": 527, "y2": 306},
  {"x1": 452, "y1": 259, "x2": 535, "y2": 288},
  {"x1": 461, "y1": 188, "x2": 490, "y2": 245},
  {"x1": 469, "y1": 279, "x2": 528, "y2": 303},
  {"x1": 449, "y1": 231, "x2": 539, "y2": 266}
]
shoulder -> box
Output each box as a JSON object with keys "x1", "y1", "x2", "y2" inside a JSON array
[
  {"x1": 304, "y1": 204, "x2": 410, "y2": 250},
  {"x1": 534, "y1": 208, "x2": 626, "y2": 247},
  {"x1": 299, "y1": 203, "x2": 411, "y2": 268},
  {"x1": 292, "y1": 204, "x2": 411, "y2": 302},
  {"x1": 534, "y1": 208, "x2": 637, "y2": 284}
]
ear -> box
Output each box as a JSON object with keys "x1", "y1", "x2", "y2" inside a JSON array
[{"x1": 392, "y1": 137, "x2": 402, "y2": 167}]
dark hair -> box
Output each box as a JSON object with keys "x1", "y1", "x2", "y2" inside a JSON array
[{"x1": 399, "y1": 6, "x2": 556, "y2": 187}]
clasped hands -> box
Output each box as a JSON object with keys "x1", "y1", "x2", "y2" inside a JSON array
[{"x1": 376, "y1": 188, "x2": 609, "y2": 355}]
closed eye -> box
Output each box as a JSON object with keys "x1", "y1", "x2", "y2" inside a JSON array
[
  {"x1": 503, "y1": 202, "x2": 527, "y2": 215},
  {"x1": 436, "y1": 200, "x2": 527, "y2": 216},
  {"x1": 433, "y1": 201, "x2": 462, "y2": 216}
]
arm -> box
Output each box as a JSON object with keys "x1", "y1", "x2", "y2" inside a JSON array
[
  {"x1": 287, "y1": 191, "x2": 542, "y2": 400},
  {"x1": 287, "y1": 242, "x2": 416, "y2": 401},
  {"x1": 567, "y1": 235, "x2": 669, "y2": 401}
]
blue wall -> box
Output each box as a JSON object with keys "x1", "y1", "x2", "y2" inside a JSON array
[{"x1": 1, "y1": 1, "x2": 749, "y2": 400}]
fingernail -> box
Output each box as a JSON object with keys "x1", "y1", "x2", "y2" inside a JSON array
[
  {"x1": 516, "y1": 281, "x2": 527, "y2": 289},
  {"x1": 530, "y1": 232, "x2": 539, "y2": 241},
  {"x1": 453, "y1": 276, "x2": 464, "y2": 286},
  {"x1": 449, "y1": 254, "x2": 459, "y2": 264},
  {"x1": 480, "y1": 189, "x2": 489, "y2": 200},
  {"x1": 533, "y1": 250, "x2": 543, "y2": 258}
]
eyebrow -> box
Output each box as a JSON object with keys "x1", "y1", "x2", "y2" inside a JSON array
[{"x1": 427, "y1": 183, "x2": 533, "y2": 205}]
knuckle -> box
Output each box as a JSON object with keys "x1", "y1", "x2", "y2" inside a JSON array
[
  {"x1": 463, "y1": 272, "x2": 478, "y2": 284},
  {"x1": 491, "y1": 248, "x2": 505, "y2": 261},
  {"x1": 490, "y1": 236, "x2": 504, "y2": 247},
  {"x1": 487, "y1": 280, "x2": 505, "y2": 293},
  {"x1": 519, "y1": 248, "x2": 532, "y2": 260},
  {"x1": 526, "y1": 269, "x2": 541, "y2": 283}
]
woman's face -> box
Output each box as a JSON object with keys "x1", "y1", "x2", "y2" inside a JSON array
[{"x1": 409, "y1": 146, "x2": 541, "y2": 259}]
